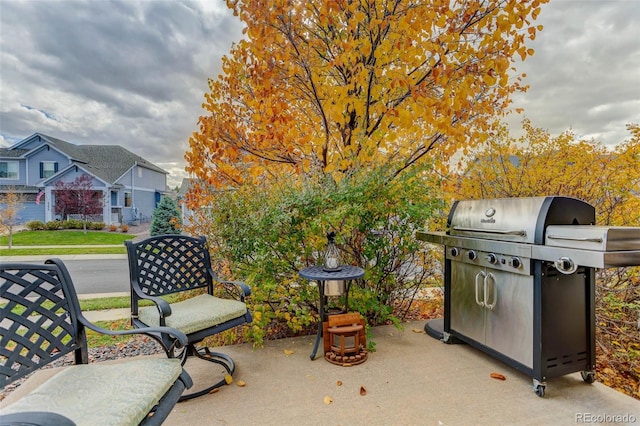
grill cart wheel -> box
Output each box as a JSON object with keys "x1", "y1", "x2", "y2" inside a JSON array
[
  {"x1": 581, "y1": 370, "x2": 596, "y2": 384},
  {"x1": 533, "y1": 379, "x2": 546, "y2": 397}
]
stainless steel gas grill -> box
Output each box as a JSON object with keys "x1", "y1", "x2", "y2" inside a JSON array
[{"x1": 416, "y1": 196, "x2": 640, "y2": 397}]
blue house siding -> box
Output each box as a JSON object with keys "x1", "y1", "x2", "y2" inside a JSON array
[
  {"x1": 18, "y1": 202, "x2": 46, "y2": 224},
  {"x1": 0, "y1": 133, "x2": 168, "y2": 226},
  {"x1": 26, "y1": 148, "x2": 68, "y2": 184},
  {"x1": 0, "y1": 202, "x2": 45, "y2": 224}
]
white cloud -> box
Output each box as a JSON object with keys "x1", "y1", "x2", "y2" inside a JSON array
[{"x1": 506, "y1": 0, "x2": 640, "y2": 146}]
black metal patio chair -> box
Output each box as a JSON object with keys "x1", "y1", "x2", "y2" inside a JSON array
[
  {"x1": 0, "y1": 259, "x2": 192, "y2": 426},
  {"x1": 125, "y1": 234, "x2": 252, "y2": 401}
]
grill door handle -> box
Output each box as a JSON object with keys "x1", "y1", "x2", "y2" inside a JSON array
[
  {"x1": 475, "y1": 271, "x2": 486, "y2": 307},
  {"x1": 547, "y1": 234, "x2": 603, "y2": 243},
  {"x1": 452, "y1": 227, "x2": 526, "y2": 236},
  {"x1": 484, "y1": 273, "x2": 497, "y2": 310}
]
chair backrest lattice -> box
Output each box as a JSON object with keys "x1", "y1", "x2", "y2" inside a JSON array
[
  {"x1": 130, "y1": 235, "x2": 213, "y2": 297},
  {"x1": 0, "y1": 263, "x2": 83, "y2": 388}
]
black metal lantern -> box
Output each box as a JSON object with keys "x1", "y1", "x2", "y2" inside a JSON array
[{"x1": 322, "y1": 231, "x2": 342, "y2": 272}]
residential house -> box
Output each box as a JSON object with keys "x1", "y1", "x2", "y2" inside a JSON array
[
  {"x1": 176, "y1": 178, "x2": 196, "y2": 228},
  {"x1": 0, "y1": 133, "x2": 168, "y2": 226}
]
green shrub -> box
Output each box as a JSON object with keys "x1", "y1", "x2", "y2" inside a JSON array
[
  {"x1": 26, "y1": 220, "x2": 45, "y2": 230},
  {"x1": 91, "y1": 222, "x2": 105, "y2": 230},
  {"x1": 45, "y1": 220, "x2": 62, "y2": 230},
  {"x1": 62, "y1": 219, "x2": 83, "y2": 229},
  {"x1": 197, "y1": 164, "x2": 443, "y2": 346}
]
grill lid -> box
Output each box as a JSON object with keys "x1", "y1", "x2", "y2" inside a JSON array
[{"x1": 447, "y1": 196, "x2": 595, "y2": 244}]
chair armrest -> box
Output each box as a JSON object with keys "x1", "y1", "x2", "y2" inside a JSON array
[
  {"x1": 0, "y1": 411, "x2": 76, "y2": 426},
  {"x1": 206, "y1": 266, "x2": 251, "y2": 301},
  {"x1": 77, "y1": 315, "x2": 188, "y2": 350},
  {"x1": 131, "y1": 284, "x2": 172, "y2": 318},
  {"x1": 220, "y1": 280, "x2": 251, "y2": 298}
]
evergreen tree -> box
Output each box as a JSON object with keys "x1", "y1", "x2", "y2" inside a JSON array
[{"x1": 150, "y1": 197, "x2": 182, "y2": 236}]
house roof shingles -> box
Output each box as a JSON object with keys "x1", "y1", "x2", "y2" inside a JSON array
[
  {"x1": 0, "y1": 148, "x2": 28, "y2": 158},
  {"x1": 77, "y1": 144, "x2": 167, "y2": 183}
]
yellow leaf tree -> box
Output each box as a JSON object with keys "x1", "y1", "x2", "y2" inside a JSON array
[
  {"x1": 448, "y1": 120, "x2": 640, "y2": 227},
  {"x1": 0, "y1": 187, "x2": 27, "y2": 249},
  {"x1": 186, "y1": 0, "x2": 548, "y2": 205}
]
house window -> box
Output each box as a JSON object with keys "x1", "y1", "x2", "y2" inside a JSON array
[
  {"x1": 40, "y1": 161, "x2": 58, "y2": 179},
  {"x1": 0, "y1": 161, "x2": 18, "y2": 179},
  {"x1": 124, "y1": 192, "x2": 132, "y2": 207}
]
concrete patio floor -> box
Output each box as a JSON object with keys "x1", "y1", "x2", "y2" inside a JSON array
[
  {"x1": 164, "y1": 321, "x2": 638, "y2": 425},
  {"x1": 2, "y1": 319, "x2": 638, "y2": 425}
]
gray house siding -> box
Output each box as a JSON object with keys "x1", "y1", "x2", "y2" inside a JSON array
[{"x1": 116, "y1": 166, "x2": 165, "y2": 190}]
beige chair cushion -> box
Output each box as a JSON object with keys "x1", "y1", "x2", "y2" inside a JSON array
[
  {"x1": 2, "y1": 358, "x2": 182, "y2": 426},
  {"x1": 139, "y1": 293, "x2": 247, "y2": 335}
]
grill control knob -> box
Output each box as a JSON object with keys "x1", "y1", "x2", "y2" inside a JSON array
[
  {"x1": 510, "y1": 257, "x2": 522, "y2": 269},
  {"x1": 487, "y1": 253, "x2": 498, "y2": 264},
  {"x1": 450, "y1": 247, "x2": 460, "y2": 257},
  {"x1": 467, "y1": 250, "x2": 477, "y2": 261}
]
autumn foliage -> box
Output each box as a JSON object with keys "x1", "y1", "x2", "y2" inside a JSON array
[
  {"x1": 184, "y1": 0, "x2": 548, "y2": 346},
  {"x1": 53, "y1": 175, "x2": 103, "y2": 233},
  {"x1": 186, "y1": 0, "x2": 548, "y2": 198},
  {"x1": 447, "y1": 120, "x2": 640, "y2": 226},
  {"x1": 447, "y1": 121, "x2": 640, "y2": 399}
]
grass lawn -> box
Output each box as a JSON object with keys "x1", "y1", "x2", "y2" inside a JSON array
[{"x1": 1, "y1": 230, "x2": 135, "y2": 246}]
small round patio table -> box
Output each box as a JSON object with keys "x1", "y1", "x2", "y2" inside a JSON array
[{"x1": 299, "y1": 265, "x2": 365, "y2": 360}]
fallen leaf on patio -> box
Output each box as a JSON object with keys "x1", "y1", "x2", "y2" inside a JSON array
[
  {"x1": 323, "y1": 395, "x2": 333, "y2": 405},
  {"x1": 360, "y1": 386, "x2": 367, "y2": 396},
  {"x1": 225, "y1": 374, "x2": 234, "y2": 385},
  {"x1": 412, "y1": 328, "x2": 425, "y2": 333},
  {"x1": 336, "y1": 380, "x2": 343, "y2": 386},
  {"x1": 284, "y1": 349, "x2": 294, "y2": 355},
  {"x1": 209, "y1": 388, "x2": 220, "y2": 394},
  {"x1": 236, "y1": 380, "x2": 246, "y2": 387},
  {"x1": 490, "y1": 372, "x2": 506, "y2": 380}
]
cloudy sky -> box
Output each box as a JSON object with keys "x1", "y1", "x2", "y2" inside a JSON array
[{"x1": 1, "y1": 1, "x2": 638, "y2": 188}]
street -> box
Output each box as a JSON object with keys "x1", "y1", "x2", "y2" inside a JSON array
[
  {"x1": 64, "y1": 258, "x2": 130, "y2": 295},
  {"x1": 2, "y1": 257, "x2": 130, "y2": 295}
]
